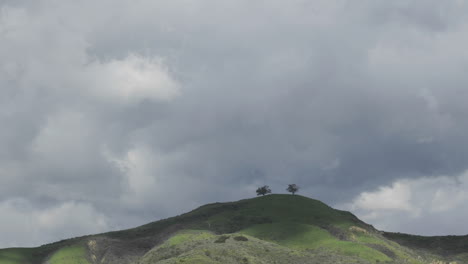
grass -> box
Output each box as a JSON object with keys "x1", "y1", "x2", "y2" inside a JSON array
[
  {"x1": 140, "y1": 229, "x2": 397, "y2": 264},
  {"x1": 241, "y1": 222, "x2": 392, "y2": 263},
  {"x1": 164, "y1": 230, "x2": 216, "y2": 247},
  {"x1": 0, "y1": 194, "x2": 464, "y2": 264},
  {"x1": 383, "y1": 232, "x2": 468, "y2": 255},
  {"x1": 205, "y1": 195, "x2": 365, "y2": 230},
  {"x1": 0, "y1": 248, "x2": 34, "y2": 264},
  {"x1": 100, "y1": 194, "x2": 369, "y2": 242},
  {"x1": 48, "y1": 244, "x2": 90, "y2": 264},
  {"x1": 140, "y1": 231, "x2": 334, "y2": 264},
  {"x1": 241, "y1": 222, "x2": 332, "y2": 248}
]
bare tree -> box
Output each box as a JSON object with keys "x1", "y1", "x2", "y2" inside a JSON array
[
  {"x1": 256, "y1": 185, "x2": 272, "y2": 196},
  {"x1": 286, "y1": 184, "x2": 299, "y2": 195}
]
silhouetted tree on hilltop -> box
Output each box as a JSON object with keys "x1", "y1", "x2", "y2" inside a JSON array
[
  {"x1": 256, "y1": 185, "x2": 271, "y2": 196},
  {"x1": 286, "y1": 184, "x2": 299, "y2": 195}
]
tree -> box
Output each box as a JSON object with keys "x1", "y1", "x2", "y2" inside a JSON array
[
  {"x1": 286, "y1": 184, "x2": 299, "y2": 195},
  {"x1": 256, "y1": 185, "x2": 272, "y2": 196}
]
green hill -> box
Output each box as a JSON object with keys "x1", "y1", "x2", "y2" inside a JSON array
[{"x1": 0, "y1": 194, "x2": 466, "y2": 264}]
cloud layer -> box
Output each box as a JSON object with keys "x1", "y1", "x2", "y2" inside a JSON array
[
  {"x1": 2, "y1": 0, "x2": 468, "y2": 247},
  {"x1": 341, "y1": 171, "x2": 468, "y2": 235}
]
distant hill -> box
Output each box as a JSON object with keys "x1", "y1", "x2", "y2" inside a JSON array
[{"x1": 0, "y1": 194, "x2": 466, "y2": 264}]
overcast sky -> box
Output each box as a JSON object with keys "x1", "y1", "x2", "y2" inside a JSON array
[{"x1": 2, "y1": 0, "x2": 468, "y2": 248}]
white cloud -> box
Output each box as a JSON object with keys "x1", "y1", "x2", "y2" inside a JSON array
[
  {"x1": 0, "y1": 5, "x2": 179, "y2": 106},
  {"x1": 104, "y1": 146, "x2": 193, "y2": 211},
  {"x1": 107, "y1": 147, "x2": 160, "y2": 207},
  {"x1": 0, "y1": 199, "x2": 108, "y2": 247},
  {"x1": 340, "y1": 171, "x2": 468, "y2": 235},
  {"x1": 4, "y1": 0, "x2": 468, "y2": 247},
  {"x1": 83, "y1": 54, "x2": 179, "y2": 104},
  {"x1": 349, "y1": 181, "x2": 413, "y2": 212}
]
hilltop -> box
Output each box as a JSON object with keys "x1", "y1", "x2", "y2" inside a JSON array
[{"x1": 0, "y1": 194, "x2": 467, "y2": 264}]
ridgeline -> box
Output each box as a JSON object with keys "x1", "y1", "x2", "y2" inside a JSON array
[{"x1": 1, "y1": 194, "x2": 466, "y2": 264}]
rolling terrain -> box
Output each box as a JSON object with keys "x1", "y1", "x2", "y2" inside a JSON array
[{"x1": 0, "y1": 194, "x2": 466, "y2": 264}]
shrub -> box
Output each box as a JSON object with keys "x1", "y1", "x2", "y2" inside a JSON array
[
  {"x1": 233, "y1": 236, "x2": 249, "y2": 242},
  {"x1": 214, "y1": 235, "x2": 230, "y2": 243}
]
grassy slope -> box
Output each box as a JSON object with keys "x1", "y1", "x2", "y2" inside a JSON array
[
  {"x1": 0, "y1": 248, "x2": 34, "y2": 264},
  {"x1": 383, "y1": 232, "x2": 468, "y2": 263},
  {"x1": 48, "y1": 244, "x2": 91, "y2": 264},
  {"x1": 0, "y1": 244, "x2": 90, "y2": 264},
  {"x1": 191, "y1": 194, "x2": 367, "y2": 233},
  {"x1": 139, "y1": 230, "x2": 366, "y2": 264},
  {"x1": 0, "y1": 194, "x2": 465, "y2": 264},
  {"x1": 241, "y1": 223, "x2": 392, "y2": 262}
]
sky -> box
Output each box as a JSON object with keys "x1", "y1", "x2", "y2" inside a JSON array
[{"x1": 2, "y1": 0, "x2": 468, "y2": 247}]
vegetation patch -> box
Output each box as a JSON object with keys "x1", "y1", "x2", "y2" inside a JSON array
[
  {"x1": 383, "y1": 232, "x2": 468, "y2": 256},
  {"x1": 233, "y1": 236, "x2": 249, "y2": 242},
  {"x1": 48, "y1": 244, "x2": 91, "y2": 264},
  {"x1": 365, "y1": 244, "x2": 396, "y2": 259},
  {"x1": 241, "y1": 222, "x2": 392, "y2": 263},
  {"x1": 1, "y1": 195, "x2": 465, "y2": 264},
  {"x1": 214, "y1": 235, "x2": 230, "y2": 243},
  {"x1": 0, "y1": 248, "x2": 34, "y2": 264},
  {"x1": 241, "y1": 222, "x2": 334, "y2": 249},
  {"x1": 165, "y1": 230, "x2": 215, "y2": 247}
]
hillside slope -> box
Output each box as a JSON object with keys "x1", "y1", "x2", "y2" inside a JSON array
[{"x1": 0, "y1": 194, "x2": 466, "y2": 264}]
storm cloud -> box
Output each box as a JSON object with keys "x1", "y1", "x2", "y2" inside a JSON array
[{"x1": 2, "y1": 0, "x2": 468, "y2": 247}]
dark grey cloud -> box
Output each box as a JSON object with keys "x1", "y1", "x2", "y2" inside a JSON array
[{"x1": 2, "y1": 0, "x2": 468, "y2": 247}]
